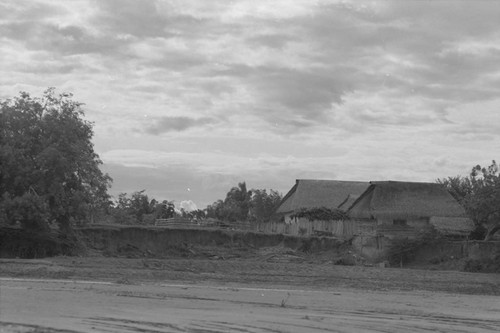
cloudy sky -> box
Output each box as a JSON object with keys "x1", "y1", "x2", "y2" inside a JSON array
[{"x1": 1, "y1": 0, "x2": 499, "y2": 209}]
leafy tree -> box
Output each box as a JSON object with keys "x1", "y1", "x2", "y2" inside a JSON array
[
  {"x1": 205, "y1": 183, "x2": 282, "y2": 223},
  {"x1": 110, "y1": 191, "x2": 175, "y2": 224},
  {"x1": 205, "y1": 182, "x2": 252, "y2": 222},
  {"x1": 154, "y1": 200, "x2": 176, "y2": 219},
  {"x1": 439, "y1": 160, "x2": 500, "y2": 240},
  {"x1": 249, "y1": 189, "x2": 283, "y2": 223},
  {"x1": 223, "y1": 182, "x2": 252, "y2": 221},
  {"x1": 205, "y1": 199, "x2": 225, "y2": 220},
  {"x1": 0, "y1": 88, "x2": 112, "y2": 231}
]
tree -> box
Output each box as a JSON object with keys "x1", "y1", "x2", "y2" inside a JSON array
[
  {"x1": 439, "y1": 160, "x2": 500, "y2": 240},
  {"x1": 224, "y1": 182, "x2": 252, "y2": 221},
  {"x1": 0, "y1": 88, "x2": 112, "y2": 231},
  {"x1": 154, "y1": 200, "x2": 176, "y2": 219},
  {"x1": 249, "y1": 189, "x2": 282, "y2": 223},
  {"x1": 110, "y1": 191, "x2": 176, "y2": 224},
  {"x1": 205, "y1": 183, "x2": 282, "y2": 223},
  {"x1": 205, "y1": 199, "x2": 225, "y2": 220}
]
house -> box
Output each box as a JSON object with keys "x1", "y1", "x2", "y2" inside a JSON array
[
  {"x1": 347, "y1": 181, "x2": 474, "y2": 239},
  {"x1": 275, "y1": 179, "x2": 369, "y2": 224}
]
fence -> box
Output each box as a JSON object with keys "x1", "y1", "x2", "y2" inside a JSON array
[
  {"x1": 155, "y1": 217, "x2": 356, "y2": 237},
  {"x1": 256, "y1": 218, "x2": 356, "y2": 237},
  {"x1": 155, "y1": 218, "x2": 254, "y2": 231}
]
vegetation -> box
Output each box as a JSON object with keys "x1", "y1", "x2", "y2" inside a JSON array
[
  {"x1": 205, "y1": 182, "x2": 282, "y2": 222},
  {"x1": 290, "y1": 207, "x2": 349, "y2": 221},
  {"x1": 438, "y1": 160, "x2": 500, "y2": 240},
  {"x1": 0, "y1": 89, "x2": 112, "y2": 231},
  {"x1": 108, "y1": 190, "x2": 176, "y2": 225},
  {"x1": 387, "y1": 232, "x2": 441, "y2": 267}
]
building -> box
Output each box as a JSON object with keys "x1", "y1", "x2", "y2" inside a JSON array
[
  {"x1": 347, "y1": 181, "x2": 474, "y2": 239},
  {"x1": 275, "y1": 179, "x2": 369, "y2": 224}
]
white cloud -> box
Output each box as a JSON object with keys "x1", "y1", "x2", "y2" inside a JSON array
[{"x1": 179, "y1": 200, "x2": 198, "y2": 212}]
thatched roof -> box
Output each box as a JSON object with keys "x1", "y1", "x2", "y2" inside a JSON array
[
  {"x1": 348, "y1": 181, "x2": 469, "y2": 220},
  {"x1": 275, "y1": 179, "x2": 369, "y2": 214},
  {"x1": 429, "y1": 217, "x2": 474, "y2": 236},
  {"x1": 338, "y1": 194, "x2": 360, "y2": 211}
]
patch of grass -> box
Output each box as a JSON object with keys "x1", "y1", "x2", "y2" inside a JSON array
[{"x1": 280, "y1": 292, "x2": 291, "y2": 307}]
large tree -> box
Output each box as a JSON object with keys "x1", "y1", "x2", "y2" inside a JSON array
[
  {"x1": 0, "y1": 88, "x2": 112, "y2": 231},
  {"x1": 205, "y1": 183, "x2": 282, "y2": 223},
  {"x1": 249, "y1": 189, "x2": 282, "y2": 223},
  {"x1": 439, "y1": 160, "x2": 500, "y2": 240},
  {"x1": 111, "y1": 191, "x2": 176, "y2": 224}
]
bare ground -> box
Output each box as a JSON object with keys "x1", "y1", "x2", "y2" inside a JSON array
[{"x1": 1, "y1": 252, "x2": 500, "y2": 333}]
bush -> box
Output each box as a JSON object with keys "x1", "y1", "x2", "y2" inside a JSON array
[
  {"x1": 469, "y1": 225, "x2": 487, "y2": 240},
  {"x1": 0, "y1": 227, "x2": 84, "y2": 258},
  {"x1": 290, "y1": 207, "x2": 349, "y2": 221},
  {"x1": 387, "y1": 232, "x2": 441, "y2": 267},
  {"x1": 464, "y1": 257, "x2": 500, "y2": 273}
]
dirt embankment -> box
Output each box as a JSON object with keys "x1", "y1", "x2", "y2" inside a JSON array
[
  {"x1": 2, "y1": 225, "x2": 499, "y2": 273},
  {"x1": 77, "y1": 225, "x2": 349, "y2": 259}
]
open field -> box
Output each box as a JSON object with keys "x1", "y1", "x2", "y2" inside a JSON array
[{"x1": 1, "y1": 256, "x2": 500, "y2": 332}]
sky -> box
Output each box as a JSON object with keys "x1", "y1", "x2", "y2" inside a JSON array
[{"x1": 1, "y1": 0, "x2": 499, "y2": 209}]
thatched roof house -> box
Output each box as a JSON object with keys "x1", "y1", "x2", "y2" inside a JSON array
[
  {"x1": 348, "y1": 181, "x2": 474, "y2": 237},
  {"x1": 275, "y1": 180, "x2": 369, "y2": 222}
]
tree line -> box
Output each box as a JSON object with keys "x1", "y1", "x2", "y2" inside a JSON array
[
  {"x1": 0, "y1": 89, "x2": 498, "y2": 239},
  {"x1": 102, "y1": 185, "x2": 282, "y2": 225}
]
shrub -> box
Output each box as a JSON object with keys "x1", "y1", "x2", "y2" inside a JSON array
[
  {"x1": 387, "y1": 232, "x2": 441, "y2": 267},
  {"x1": 290, "y1": 207, "x2": 349, "y2": 221}
]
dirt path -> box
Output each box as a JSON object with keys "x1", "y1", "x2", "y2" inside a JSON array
[{"x1": 1, "y1": 278, "x2": 500, "y2": 333}]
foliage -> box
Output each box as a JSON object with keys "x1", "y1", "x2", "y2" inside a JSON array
[
  {"x1": 290, "y1": 207, "x2": 349, "y2": 221},
  {"x1": 438, "y1": 160, "x2": 500, "y2": 240},
  {"x1": 110, "y1": 190, "x2": 175, "y2": 224},
  {"x1": 463, "y1": 257, "x2": 500, "y2": 273},
  {"x1": 0, "y1": 88, "x2": 112, "y2": 231},
  {"x1": 180, "y1": 209, "x2": 206, "y2": 220},
  {"x1": 249, "y1": 189, "x2": 283, "y2": 223},
  {"x1": 0, "y1": 227, "x2": 84, "y2": 258},
  {"x1": 387, "y1": 232, "x2": 441, "y2": 267},
  {"x1": 206, "y1": 182, "x2": 252, "y2": 222},
  {"x1": 205, "y1": 182, "x2": 283, "y2": 222}
]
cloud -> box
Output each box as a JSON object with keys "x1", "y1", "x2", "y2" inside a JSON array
[
  {"x1": 144, "y1": 116, "x2": 218, "y2": 134},
  {"x1": 179, "y1": 200, "x2": 198, "y2": 212},
  {"x1": 2, "y1": 0, "x2": 500, "y2": 207},
  {"x1": 247, "y1": 33, "x2": 298, "y2": 49}
]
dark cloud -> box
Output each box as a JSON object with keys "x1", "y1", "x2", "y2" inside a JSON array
[
  {"x1": 292, "y1": 1, "x2": 500, "y2": 105},
  {"x1": 145, "y1": 116, "x2": 218, "y2": 134},
  {"x1": 212, "y1": 64, "x2": 351, "y2": 128}
]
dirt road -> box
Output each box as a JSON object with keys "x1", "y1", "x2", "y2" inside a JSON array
[
  {"x1": 1, "y1": 256, "x2": 500, "y2": 332},
  {"x1": 2, "y1": 278, "x2": 500, "y2": 333}
]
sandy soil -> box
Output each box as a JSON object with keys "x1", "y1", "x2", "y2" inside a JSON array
[
  {"x1": 2, "y1": 278, "x2": 500, "y2": 333},
  {"x1": 1, "y1": 256, "x2": 500, "y2": 332}
]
